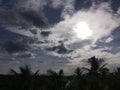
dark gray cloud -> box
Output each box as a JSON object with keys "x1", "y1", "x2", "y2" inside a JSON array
[
  {"x1": 0, "y1": 27, "x2": 24, "y2": 41},
  {"x1": 40, "y1": 31, "x2": 51, "y2": 37},
  {"x1": 20, "y1": 10, "x2": 48, "y2": 28},
  {"x1": 0, "y1": 9, "x2": 48, "y2": 29},
  {"x1": 75, "y1": 0, "x2": 92, "y2": 10},
  {"x1": 112, "y1": 27, "x2": 120, "y2": 40},
  {"x1": 111, "y1": 0, "x2": 120, "y2": 12},
  {"x1": 3, "y1": 40, "x2": 30, "y2": 54},
  {"x1": 46, "y1": 41, "x2": 73, "y2": 54},
  {"x1": 1, "y1": 40, "x2": 35, "y2": 58},
  {"x1": 0, "y1": 0, "x2": 48, "y2": 32}
]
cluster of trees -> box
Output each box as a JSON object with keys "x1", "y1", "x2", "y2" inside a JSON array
[{"x1": 0, "y1": 56, "x2": 120, "y2": 90}]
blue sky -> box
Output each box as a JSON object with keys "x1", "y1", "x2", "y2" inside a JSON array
[{"x1": 0, "y1": 0, "x2": 120, "y2": 75}]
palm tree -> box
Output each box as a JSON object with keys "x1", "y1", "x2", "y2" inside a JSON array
[
  {"x1": 75, "y1": 67, "x2": 82, "y2": 77},
  {"x1": 47, "y1": 69, "x2": 65, "y2": 90},
  {"x1": 116, "y1": 67, "x2": 120, "y2": 73},
  {"x1": 9, "y1": 65, "x2": 39, "y2": 90},
  {"x1": 83, "y1": 56, "x2": 107, "y2": 75},
  {"x1": 73, "y1": 67, "x2": 85, "y2": 90}
]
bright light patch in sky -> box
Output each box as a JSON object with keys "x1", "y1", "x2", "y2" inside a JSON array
[
  {"x1": 0, "y1": 0, "x2": 120, "y2": 75},
  {"x1": 73, "y1": 22, "x2": 93, "y2": 39}
]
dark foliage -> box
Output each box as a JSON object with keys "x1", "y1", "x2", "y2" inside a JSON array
[{"x1": 0, "y1": 56, "x2": 120, "y2": 90}]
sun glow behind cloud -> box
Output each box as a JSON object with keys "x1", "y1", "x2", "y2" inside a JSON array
[
  {"x1": 0, "y1": 0, "x2": 120, "y2": 75},
  {"x1": 73, "y1": 22, "x2": 93, "y2": 39},
  {"x1": 47, "y1": 2, "x2": 120, "y2": 64}
]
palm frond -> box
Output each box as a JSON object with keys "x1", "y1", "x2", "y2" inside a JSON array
[
  {"x1": 9, "y1": 69, "x2": 18, "y2": 75},
  {"x1": 34, "y1": 70, "x2": 39, "y2": 75},
  {"x1": 59, "y1": 69, "x2": 64, "y2": 76},
  {"x1": 82, "y1": 67, "x2": 90, "y2": 71},
  {"x1": 99, "y1": 63, "x2": 107, "y2": 70},
  {"x1": 47, "y1": 70, "x2": 57, "y2": 76}
]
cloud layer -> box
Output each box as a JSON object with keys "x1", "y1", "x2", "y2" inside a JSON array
[{"x1": 0, "y1": 0, "x2": 120, "y2": 74}]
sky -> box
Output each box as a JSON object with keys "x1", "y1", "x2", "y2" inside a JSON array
[{"x1": 0, "y1": 0, "x2": 120, "y2": 75}]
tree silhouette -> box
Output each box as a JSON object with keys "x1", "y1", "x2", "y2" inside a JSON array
[
  {"x1": 47, "y1": 69, "x2": 65, "y2": 90},
  {"x1": 9, "y1": 65, "x2": 39, "y2": 90},
  {"x1": 2, "y1": 56, "x2": 120, "y2": 90},
  {"x1": 83, "y1": 56, "x2": 107, "y2": 75},
  {"x1": 75, "y1": 67, "x2": 82, "y2": 77}
]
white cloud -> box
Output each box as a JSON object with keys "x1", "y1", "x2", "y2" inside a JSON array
[
  {"x1": 47, "y1": 2, "x2": 120, "y2": 48},
  {"x1": 29, "y1": 3, "x2": 120, "y2": 72},
  {"x1": 105, "y1": 36, "x2": 113, "y2": 43},
  {"x1": 61, "y1": 0, "x2": 75, "y2": 19},
  {"x1": 0, "y1": 1, "x2": 120, "y2": 74}
]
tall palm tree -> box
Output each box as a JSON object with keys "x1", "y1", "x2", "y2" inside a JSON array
[
  {"x1": 116, "y1": 67, "x2": 120, "y2": 73},
  {"x1": 75, "y1": 67, "x2": 82, "y2": 77},
  {"x1": 9, "y1": 65, "x2": 39, "y2": 90},
  {"x1": 83, "y1": 56, "x2": 107, "y2": 75},
  {"x1": 73, "y1": 67, "x2": 86, "y2": 90},
  {"x1": 47, "y1": 69, "x2": 64, "y2": 79},
  {"x1": 47, "y1": 69, "x2": 65, "y2": 90}
]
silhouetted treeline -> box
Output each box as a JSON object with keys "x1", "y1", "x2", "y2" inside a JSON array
[{"x1": 0, "y1": 56, "x2": 120, "y2": 90}]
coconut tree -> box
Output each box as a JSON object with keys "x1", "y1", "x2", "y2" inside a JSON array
[
  {"x1": 115, "y1": 67, "x2": 120, "y2": 75},
  {"x1": 107, "y1": 67, "x2": 120, "y2": 90},
  {"x1": 84, "y1": 56, "x2": 107, "y2": 75},
  {"x1": 9, "y1": 65, "x2": 39, "y2": 90},
  {"x1": 75, "y1": 67, "x2": 82, "y2": 77},
  {"x1": 81, "y1": 56, "x2": 109, "y2": 90},
  {"x1": 47, "y1": 69, "x2": 65, "y2": 90},
  {"x1": 73, "y1": 67, "x2": 82, "y2": 90}
]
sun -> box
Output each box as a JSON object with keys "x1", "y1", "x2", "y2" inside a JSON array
[{"x1": 73, "y1": 22, "x2": 93, "y2": 39}]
